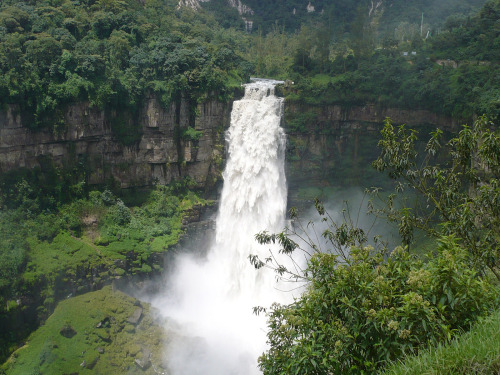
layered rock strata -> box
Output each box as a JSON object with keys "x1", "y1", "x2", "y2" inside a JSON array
[{"x1": 0, "y1": 96, "x2": 230, "y2": 189}]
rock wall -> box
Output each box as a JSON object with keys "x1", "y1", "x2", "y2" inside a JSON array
[
  {"x1": 284, "y1": 102, "x2": 459, "y2": 194},
  {"x1": 288, "y1": 103, "x2": 458, "y2": 131},
  {"x1": 286, "y1": 102, "x2": 459, "y2": 157},
  {"x1": 0, "y1": 96, "x2": 460, "y2": 192},
  {"x1": 0, "y1": 95, "x2": 231, "y2": 190}
]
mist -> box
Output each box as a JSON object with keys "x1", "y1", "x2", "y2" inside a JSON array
[
  {"x1": 293, "y1": 188, "x2": 400, "y2": 255},
  {"x1": 152, "y1": 80, "x2": 292, "y2": 375}
]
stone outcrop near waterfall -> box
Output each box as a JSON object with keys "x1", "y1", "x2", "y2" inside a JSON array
[
  {"x1": 178, "y1": 0, "x2": 253, "y2": 14},
  {"x1": 0, "y1": 96, "x2": 231, "y2": 190},
  {"x1": 177, "y1": 0, "x2": 210, "y2": 10}
]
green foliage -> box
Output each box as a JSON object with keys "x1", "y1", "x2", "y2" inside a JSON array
[
  {"x1": 0, "y1": 211, "x2": 27, "y2": 292},
  {"x1": 205, "y1": 0, "x2": 485, "y2": 37},
  {"x1": 0, "y1": 180, "x2": 210, "y2": 363},
  {"x1": 255, "y1": 114, "x2": 500, "y2": 375},
  {"x1": 0, "y1": 0, "x2": 249, "y2": 136},
  {"x1": 181, "y1": 126, "x2": 203, "y2": 141},
  {"x1": 282, "y1": 48, "x2": 500, "y2": 120},
  {"x1": 245, "y1": 0, "x2": 498, "y2": 120},
  {"x1": 382, "y1": 309, "x2": 500, "y2": 375},
  {"x1": 2, "y1": 286, "x2": 166, "y2": 375},
  {"x1": 372, "y1": 116, "x2": 500, "y2": 280},
  {"x1": 257, "y1": 235, "x2": 498, "y2": 374},
  {"x1": 432, "y1": 0, "x2": 500, "y2": 61}
]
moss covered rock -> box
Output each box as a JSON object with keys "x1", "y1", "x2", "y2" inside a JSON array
[{"x1": 2, "y1": 286, "x2": 166, "y2": 374}]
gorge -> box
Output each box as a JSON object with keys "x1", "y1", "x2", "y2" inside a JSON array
[
  {"x1": 1, "y1": 0, "x2": 499, "y2": 371},
  {"x1": 0, "y1": 96, "x2": 456, "y2": 192}
]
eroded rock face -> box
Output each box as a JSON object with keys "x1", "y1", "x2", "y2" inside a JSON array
[
  {"x1": 287, "y1": 103, "x2": 458, "y2": 131},
  {"x1": 0, "y1": 95, "x2": 230, "y2": 190},
  {"x1": 177, "y1": 0, "x2": 210, "y2": 10},
  {"x1": 227, "y1": 0, "x2": 254, "y2": 15}
]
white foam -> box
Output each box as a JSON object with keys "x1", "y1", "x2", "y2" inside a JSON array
[{"x1": 155, "y1": 79, "x2": 289, "y2": 375}]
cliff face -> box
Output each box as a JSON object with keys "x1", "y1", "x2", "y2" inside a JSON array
[
  {"x1": 0, "y1": 97, "x2": 458, "y2": 192},
  {"x1": 289, "y1": 102, "x2": 458, "y2": 154},
  {"x1": 284, "y1": 103, "x2": 459, "y2": 195},
  {"x1": 0, "y1": 96, "x2": 230, "y2": 190}
]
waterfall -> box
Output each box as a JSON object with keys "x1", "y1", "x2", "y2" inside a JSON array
[{"x1": 157, "y1": 79, "x2": 288, "y2": 375}]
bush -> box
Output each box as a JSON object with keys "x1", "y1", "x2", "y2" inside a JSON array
[
  {"x1": 182, "y1": 126, "x2": 203, "y2": 141},
  {"x1": 258, "y1": 237, "x2": 499, "y2": 374},
  {"x1": 104, "y1": 199, "x2": 131, "y2": 226},
  {"x1": 372, "y1": 117, "x2": 500, "y2": 280}
]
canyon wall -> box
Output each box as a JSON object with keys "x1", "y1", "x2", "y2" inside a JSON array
[
  {"x1": 286, "y1": 102, "x2": 459, "y2": 156},
  {"x1": 0, "y1": 95, "x2": 231, "y2": 190},
  {"x1": 283, "y1": 103, "x2": 459, "y2": 195},
  {"x1": 0, "y1": 98, "x2": 458, "y2": 192}
]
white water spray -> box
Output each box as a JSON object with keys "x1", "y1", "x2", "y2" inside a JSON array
[{"x1": 156, "y1": 79, "x2": 288, "y2": 375}]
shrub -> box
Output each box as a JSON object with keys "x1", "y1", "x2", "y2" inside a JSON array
[
  {"x1": 372, "y1": 116, "x2": 500, "y2": 280},
  {"x1": 258, "y1": 237, "x2": 499, "y2": 374},
  {"x1": 182, "y1": 126, "x2": 203, "y2": 141},
  {"x1": 103, "y1": 199, "x2": 131, "y2": 226}
]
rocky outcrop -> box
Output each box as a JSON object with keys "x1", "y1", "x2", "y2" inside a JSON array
[
  {"x1": 178, "y1": 0, "x2": 253, "y2": 14},
  {"x1": 177, "y1": 0, "x2": 210, "y2": 10},
  {"x1": 227, "y1": 0, "x2": 254, "y2": 15},
  {"x1": 177, "y1": 0, "x2": 254, "y2": 31},
  {"x1": 0, "y1": 95, "x2": 231, "y2": 190}
]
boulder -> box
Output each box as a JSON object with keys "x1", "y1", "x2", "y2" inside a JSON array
[{"x1": 127, "y1": 307, "x2": 143, "y2": 325}]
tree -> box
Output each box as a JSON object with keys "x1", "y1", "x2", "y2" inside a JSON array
[
  {"x1": 252, "y1": 116, "x2": 500, "y2": 374},
  {"x1": 253, "y1": 205, "x2": 498, "y2": 374},
  {"x1": 372, "y1": 116, "x2": 500, "y2": 280}
]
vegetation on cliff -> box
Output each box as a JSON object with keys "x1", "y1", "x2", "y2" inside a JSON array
[
  {"x1": 2, "y1": 286, "x2": 167, "y2": 374},
  {"x1": 256, "y1": 242, "x2": 498, "y2": 374},
  {"x1": 0, "y1": 177, "x2": 210, "y2": 363},
  {"x1": 0, "y1": 0, "x2": 250, "y2": 135}
]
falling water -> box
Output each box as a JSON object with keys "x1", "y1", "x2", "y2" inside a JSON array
[{"x1": 157, "y1": 79, "x2": 288, "y2": 375}]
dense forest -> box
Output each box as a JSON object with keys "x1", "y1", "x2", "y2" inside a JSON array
[
  {"x1": 0, "y1": 0, "x2": 250, "y2": 134},
  {"x1": 245, "y1": 0, "x2": 499, "y2": 120},
  {"x1": 0, "y1": 0, "x2": 499, "y2": 373}
]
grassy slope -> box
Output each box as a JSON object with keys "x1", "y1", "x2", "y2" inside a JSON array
[
  {"x1": 3, "y1": 286, "x2": 166, "y2": 375},
  {"x1": 381, "y1": 309, "x2": 500, "y2": 375}
]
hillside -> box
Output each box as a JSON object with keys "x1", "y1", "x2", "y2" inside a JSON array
[
  {"x1": 251, "y1": 0, "x2": 500, "y2": 120},
  {"x1": 0, "y1": 0, "x2": 249, "y2": 134},
  {"x1": 186, "y1": 0, "x2": 487, "y2": 36}
]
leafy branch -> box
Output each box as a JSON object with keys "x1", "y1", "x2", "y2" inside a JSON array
[{"x1": 372, "y1": 116, "x2": 500, "y2": 280}]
